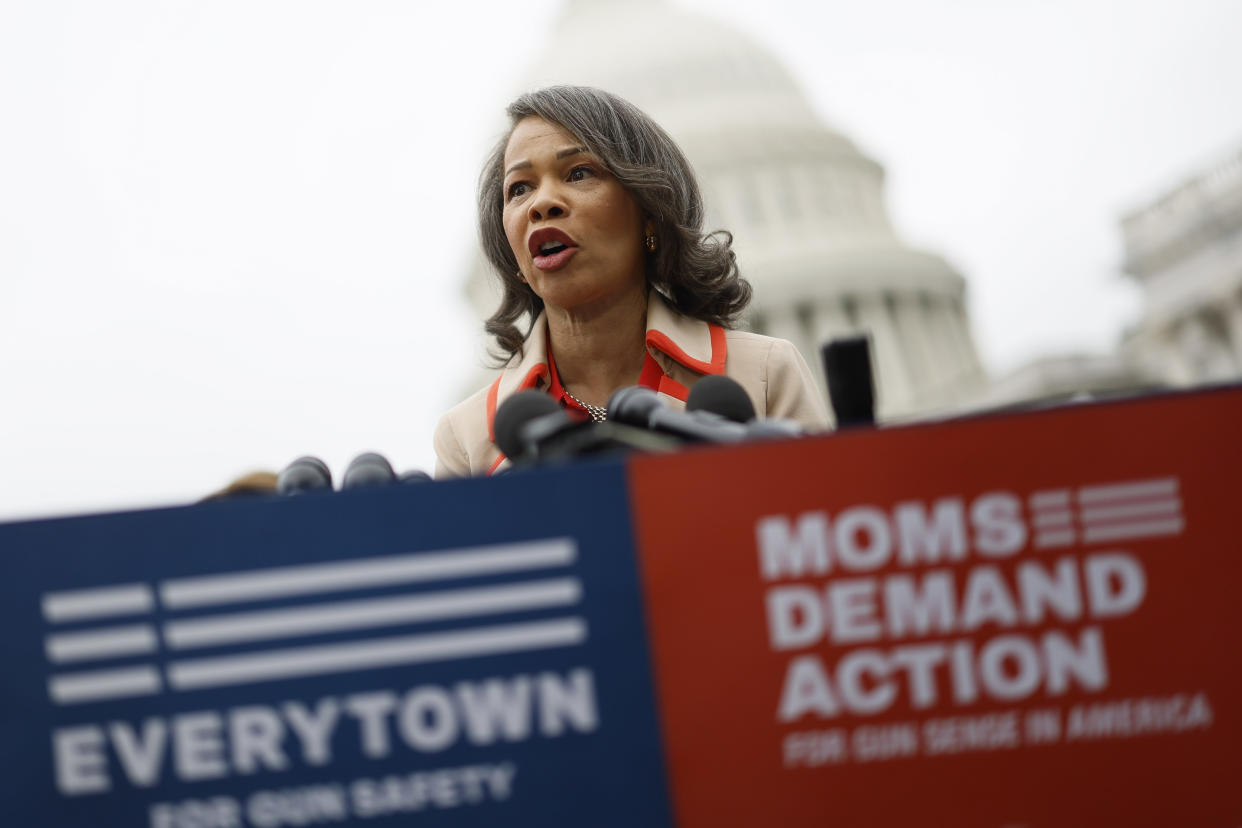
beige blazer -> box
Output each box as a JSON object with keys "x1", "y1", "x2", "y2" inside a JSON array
[{"x1": 434, "y1": 292, "x2": 829, "y2": 477}]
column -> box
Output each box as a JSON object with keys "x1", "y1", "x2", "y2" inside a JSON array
[{"x1": 853, "y1": 292, "x2": 913, "y2": 416}]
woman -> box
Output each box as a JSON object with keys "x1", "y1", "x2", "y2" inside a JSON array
[{"x1": 435, "y1": 86, "x2": 827, "y2": 477}]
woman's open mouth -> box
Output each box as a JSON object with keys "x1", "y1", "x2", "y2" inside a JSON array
[
  {"x1": 529, "y1": 229, "x2": 579, "y2": 271},
  {"x1": 533, "y1": 245, "x2": 578, "y2": 271}
]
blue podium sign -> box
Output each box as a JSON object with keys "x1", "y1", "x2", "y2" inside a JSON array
[{"x1": 0, "y1": 460, "x2": 672, "y2": 827}]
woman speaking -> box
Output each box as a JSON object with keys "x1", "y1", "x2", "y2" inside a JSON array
[{"x1": 435, "y1": 86, "x2": 827, "y2": 477}]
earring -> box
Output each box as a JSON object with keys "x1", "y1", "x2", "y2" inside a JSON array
[{"x1": 644, "y1": 234, "x2": 658, "y2": 252}]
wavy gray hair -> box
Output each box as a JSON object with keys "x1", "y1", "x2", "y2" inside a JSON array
[{"x1": 477, "y1": 85, "x2": 751, "y2": 364}]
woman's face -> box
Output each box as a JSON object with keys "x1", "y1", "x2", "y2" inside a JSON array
[{"x1": 501, "y1": 116, "x2": 650, "y2": 318}]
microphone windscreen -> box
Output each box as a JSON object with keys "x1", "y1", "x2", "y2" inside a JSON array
[
  {"x1": 399, "y1": 469, "x2": 433, "y2": 484},
  {"x1": 821, "y1": 336, "x2": 876, "y2": 427},
  {"x1": 687, "y1": 375, "x2": 756, "y2": 423},
  {"x1": 607, "y1": 386, "x2": 662, "y2": 426},
  {"x1": 493, "y1": 390, "x2": 561, "y2": 459},
  {"x1": 342, "y1": 452, "x2": 396, "y2": 489},
  {"x1": 277, "y1": 456, "x2": 333, "y2": 495}
]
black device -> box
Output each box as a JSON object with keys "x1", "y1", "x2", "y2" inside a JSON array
[
  {"x1": 493, "y1": 390, "x2": 680, "y2": 466},
  {"x1": 608, "y1": 386, "x2": 749, "y2": 444},
  {"x1": 341, "y1": 452, "x2": 397, "y2": 489},
  {"x1": 276, "y1": 455, "x2": 333, "y2": 494},
  {"x1": 821, "y1": 335, "x2": 876, "y2": 427},
  {"x1": 685, "y1": 374, "x2": 756, "y2": 423},
  {"x1": 684, "y1": 374, "x2": 805, "y2": 440}
]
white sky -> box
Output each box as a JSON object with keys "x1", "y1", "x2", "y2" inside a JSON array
[{"x1": 2, "y1": 0, "x2": 1240, "y2": 521}]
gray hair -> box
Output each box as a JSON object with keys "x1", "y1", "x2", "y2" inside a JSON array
[{"x1": 477, "y1": 85, "x2": 751, "y2": 364}]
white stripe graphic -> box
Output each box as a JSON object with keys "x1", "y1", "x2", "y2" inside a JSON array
[
  {"x1": 1078, "y1": 478, "x2": 1178, "y2": 505},
  {"x1": 160, "y1": 538, "x2": 576, "y2": 609},
  {"x1": 1034, "y1": 530, "x2": 1076, "y2": 549},
  {"x1": 1029, "y1": 490, "x2": 1071, "y2": 509},
  {"x1": 1080, "y1": 500, "x2": 1181, "y2": 524},
  {"x1": 1032, "y1": 511, "x2": 1074, "y2": 529},
  {"x1": 1082, "y1": 518, "x2": 1185, "y2": 543},
  {"x1": 45, "y1": 624, "x2": 158, "y2": 663},
  {"x1": 164, "y1": 578, "x2": 582, "y2": 649},
  {"x1": 167, "y1": 617, "x2": 587, "y2": 690},
  {"x1": 42, "y1": 584, "x2": 154, "y2": 623},
  {"x1": 49, "y1": 666, "x2": 162, "y2": 704}
]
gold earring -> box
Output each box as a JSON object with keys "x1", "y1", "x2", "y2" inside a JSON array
[{"x1": 644, "y1": 234, "x2": 658, "y2": 252}]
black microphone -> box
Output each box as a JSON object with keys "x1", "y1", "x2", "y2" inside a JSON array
[
  {"x1": 822, "y1": 335, "x2": 876, "y2": 427},
  {"x1": 687, "y1": 374, "x2": 805, "y2": 440},
  {"x1": 341, "y1": 452, "x2": 396, "y2": 489},
  {"x1": 686, "y1": 375, "x2": 756, "y2": 423},
  {"x1": 276, "y1": 456, "x2": 333, "y2": 495},
  {"x1": 493, "y1": 391, "x2": 576, "y2": 463},
  {"x1": 494, "y1": 389, "x2": 681, "y2": 466},
  {"x1": 608, "y1": 386, "x2": 748, "y2": 443}
]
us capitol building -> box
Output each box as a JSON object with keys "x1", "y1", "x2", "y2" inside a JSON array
[
  {"x1": 1118, "y1": 150, "x2": 1242, "y2": 385},
  {"x1": 464, "y1": 0, "x2": 1242, "y2": 419}
]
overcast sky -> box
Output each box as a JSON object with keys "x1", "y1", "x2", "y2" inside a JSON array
[{"x1": 2, "y1": 0, "x2": 1240, "y2": 521}]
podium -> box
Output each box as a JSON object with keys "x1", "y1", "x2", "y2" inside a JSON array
[{"x1": 2, "y1": 386, "x2": 1240, "y2": 827}]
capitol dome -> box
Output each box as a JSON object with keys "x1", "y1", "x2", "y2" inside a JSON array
[{"x1": 466, "y1": 0, "x2": 985, "y2": 417}]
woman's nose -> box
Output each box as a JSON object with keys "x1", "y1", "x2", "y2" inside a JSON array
[{"x1": 528, "y1": 184, "x2": 567, "y2": 222}]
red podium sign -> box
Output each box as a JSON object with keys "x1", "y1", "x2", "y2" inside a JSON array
[{"x1": 630, "y1": 387, "x2": 1241, "y2": 827}]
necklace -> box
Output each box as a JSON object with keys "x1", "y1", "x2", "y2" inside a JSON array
[{"x1": 564, "y1": 390, "x2": 608, "y2": 423}]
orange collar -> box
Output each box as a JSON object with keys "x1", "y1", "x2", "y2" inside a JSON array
[
  {"x1": 485, "y1": 291, "x2": 727, "y2": 445},
  {"x1": 545, "y1": 346, "x2": 668, "y2": 419}
]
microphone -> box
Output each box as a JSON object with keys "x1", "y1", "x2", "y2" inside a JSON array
[
  {"x1": 278, "y1": 452, "x2": 430, "y2": 494},
  {"x1": 494, "y1": 389, "x2": 681, "y2": 465},
  {"x1": 821, "y1": 335, "x2": 876, "y2": 427},
  {"x1": 687, "y1": 375, "x2": 804, "y2": 440},
  {"x1": 341, "y1": 452, "x2": 396, "y2": 489},
  {"x1": 276, "y1": 456, "x2": 333, "y2": 495},
  {"x1": 493, "y1": 391, "x2": 576, "y2": 463},
  {"x1": 686, "y1": 374, "x2": 756, "y2": 423},
  {"x1": 608, "y1": 386, "x2": 748, "y2": 443}
]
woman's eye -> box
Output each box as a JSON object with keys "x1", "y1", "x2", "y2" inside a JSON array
[
  {"x1": 568, "y1": 165, "x2": 594, "y2": 182},
  {"x1": 506, "y1": 181, "x2": 529, "y2": 200}
]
